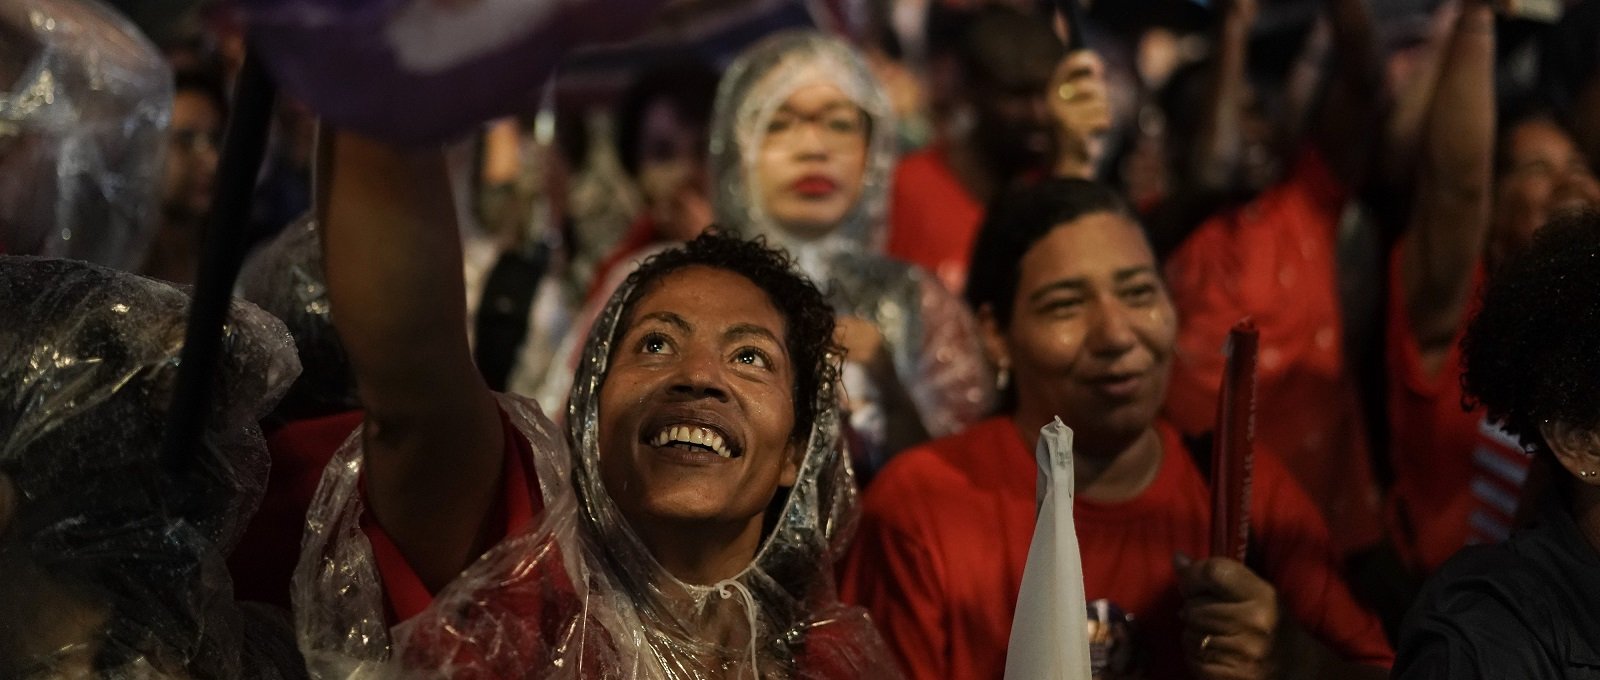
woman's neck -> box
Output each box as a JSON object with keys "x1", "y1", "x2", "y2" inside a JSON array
[
  {"x1": 633, "y1": 513, "x2": 765, "y2": 586},
  {"x1": 1011, "y1": 411, "x2": 1165, "y2": 503}
]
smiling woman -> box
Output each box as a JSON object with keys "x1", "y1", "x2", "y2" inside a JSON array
[{"x1": 293, "y1": 130, "x2": 897, "y2": 678}]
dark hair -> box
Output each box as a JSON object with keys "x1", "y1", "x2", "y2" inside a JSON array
[
  {"x1": 613, "y1": 58, "x2": 722, "y2": 178},
  {"x1": 173, "y1": 66, "x2": 229, "y2": 120},
  {"x1": 615, "y1": 230, "x2": 840, "y2": 440},
  {"x1": 955, "y1": 6, "x2": 1064, "y2": 91},
  {"x1": 965, "y1": 177, "x2": 1137, "y2": 329},
  {"x1": 1462, "y1": 210, "x2": 1600, "y2": 459}
]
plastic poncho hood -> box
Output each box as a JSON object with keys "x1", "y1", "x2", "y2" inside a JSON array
[
  {"x1": 295, "y1": 245, "x2": 898, "y2": 678},
  {"x1": 0, "y1": 256, "x2": 303, "y2": 678},
  {"x1": 709, "y1": 31, "x2": 896, "y2": 274}
]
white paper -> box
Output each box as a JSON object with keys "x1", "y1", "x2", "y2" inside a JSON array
[{"x1": 1003, "y1": 417, "x2": 1094, "y2": 680}]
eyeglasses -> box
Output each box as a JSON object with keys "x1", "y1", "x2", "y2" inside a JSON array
[{"x1": 763, "y1": 106, "x2": 867, "y2": 150}]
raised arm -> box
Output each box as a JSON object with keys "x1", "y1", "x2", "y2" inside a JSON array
[
  {"x1": 1309, "y1": 0, "x2": 1383, "y2": 188},
  {"x1": 1187, "y1": 0, "x2": 1256, "y2": 194},
  {"x1": 319, "y1": 131, "x2": 506, "y2": 591},
  {"x1": 1398, "y1": 3, "x2": 1495, "y2": 375}
]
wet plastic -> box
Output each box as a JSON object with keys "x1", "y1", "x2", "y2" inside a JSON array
[
  {"x1": 238, "y1": 214, "x2": 360, "y2": 424},
  {"x1": 0, "y1": 0, "x2": 171, "y2": 269},
  {"x1": 708, "y1": 31, "x2": 994, "y2": 466},
  {"x1": 0, "y1": 255, "x2": 304, "y2": 678},
  {"x1": 293, "y1": 251, "x2": 902, "y2": 677}
]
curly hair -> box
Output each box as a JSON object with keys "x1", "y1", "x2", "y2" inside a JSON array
[
  {"x1": 614, "y1": 230, "x2": 841, "y2": 441},
  {"x1": 1462, "y1": 210, "x2": 1600, "y2": 455}
]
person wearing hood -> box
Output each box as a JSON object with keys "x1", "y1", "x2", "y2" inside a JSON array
[
  {"x1": 0, "y1": 257, "x2": 306, "y2": 679},
  {"x1": 290, "y1": 129, "x2": 901, "y2": 678},
  {"x1": 705, "y1": 30, "x2": 993, "y2": 473}
]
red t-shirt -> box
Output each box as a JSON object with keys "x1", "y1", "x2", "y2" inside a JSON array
[
  {"x1": 885, "y1": 145, "x2": 984, "y2": 294},
  {"x1": 231, "y1": 409, "x2": 365, "y2": 609},
  {"x1": 1162, "y1": 148, "x2": 1383, "y2": 556},
  {"x1": 351, "y1": 410, "x2": 873, "y2": 677},
  {"x1": 839, "y1": 416, "x2": 1393, "y2": 680},
  {"x1": 1384, "y1": 254, "x2": 1529, "y2": 574}
]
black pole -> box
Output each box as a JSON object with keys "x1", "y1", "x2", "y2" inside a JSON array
[{"x1": 159, "y1": 49, "x2": 278, "y2": 475}]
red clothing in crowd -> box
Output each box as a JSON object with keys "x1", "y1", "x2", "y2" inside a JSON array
[
  {"x1": 1162, "y1": 147, "x2": 1383, "y2": 556},
  {"x1": 840, "y1": 416, "x2": 1393, "y2": 680},
  {"x1": 1385, "y1": 255, "x2": 1529, "y2": 574},
  {"x1": 230, "y1": 409, "x2": 364, "y2": 609},
  {"x1": 263, "y1": 407, "x2": 868, "y2": 676},
  {"x1": 885, "y1": 145, "x2": 984, "y2": 294}
]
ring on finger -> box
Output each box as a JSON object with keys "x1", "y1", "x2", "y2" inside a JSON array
[
  {"x1": 1199, "y1": 634, "x2": 1213, "y2": 654},
  {"x1": 1057, "y1": 83, "x2": 1077, "y2": 101}
]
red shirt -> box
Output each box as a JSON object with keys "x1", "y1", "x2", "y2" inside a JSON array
[
  {"x1": 1385, "y1": 255, "x2": 1529, "y2": 574},
  {"x1": 1162, "y1": 148, "x2": 1383, "y2": 556},
  {"x1": 885, "y1": 145, "x2": 984, "y2": 294},
  {"x1": 839, "y1": 416, "x2": 1393, "y2": 680},
  {"x1": 231, "y1": 409, "x2": 365, "y2": 609},
  {"x1": 349, "y1": 409, "x2": 873, "y2": 677}
]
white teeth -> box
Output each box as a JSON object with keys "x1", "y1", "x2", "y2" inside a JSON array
[{"x1": 650, "y1": 424, "x2": 734, "y2": 458}]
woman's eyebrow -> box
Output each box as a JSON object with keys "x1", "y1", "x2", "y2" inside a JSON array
[
  {"x1": 637, "y1": 311, "x2": 692, "y2": 333},
  {"x1": 725, "y1": 323, "x2": 787, "y2": 354},
  {"x1": 776, "y1": 101, "x2": 857, "y2": 116}
]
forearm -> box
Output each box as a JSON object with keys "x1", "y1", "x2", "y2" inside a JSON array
[
  {"x1": 1189, "y1": 12, "x2": 1252, "y2": 192},
  {"x1": 1379, "y1": 5, "x2": 1455, "y2": 191},
  {"x1": 1401, "y1": 4, "x2": 1495, "y2": 355},
  {"x1": 1311, "y1": 0, "x2": 1383, "y2": 187},
  {"x1": 320, "y1": 130, "x2": 506, "y2": 590}
]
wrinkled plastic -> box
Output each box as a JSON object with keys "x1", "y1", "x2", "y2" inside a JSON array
[
  {"x1": 238, "y1": 214, "x2": 360, "y2": 423},
  {"x1": 0, "y1": 0, "x2": 170, "y2": 269},
  {"x1": 709, "y1": 31, "x2": 993, "y2": 464},
  {"x1": 0, "y1": 256, "x2": 304, "y2": 678},
  {"x1": 294, "y1": 252, "x2": 902, "y2": 677},
  {"x1": 240, "y1": 0, "x2": 669, "y2": 144}
]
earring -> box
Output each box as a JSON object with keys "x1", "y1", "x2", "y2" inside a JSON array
[
  {"x1": 996, "y1": 362, "x2": 1011, "y2": 392},
  {"x1": 1582, "y1": 470, "x2": 1598, "y2": 479}
]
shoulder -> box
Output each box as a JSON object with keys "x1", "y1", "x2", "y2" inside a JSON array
[
  {"x1": 864, "y1": 422, "x2": 998, "y2": 514},
  {"x1": 1395, "y1": 542, "x2": 1564, "y2": 678}
]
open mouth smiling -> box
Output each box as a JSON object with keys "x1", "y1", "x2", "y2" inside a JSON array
[{"x1": 642, "y1": 420, "x2": 742, "y2": 459}]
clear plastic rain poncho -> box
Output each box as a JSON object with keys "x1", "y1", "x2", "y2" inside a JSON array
[
  {"x1": 0, "y1": 0, "x2": 170, "y2": 269},
  {"x1": 709, "y1": 31, "x2": 992, "y2": 469},
  {"x1": 294, "y1": 252, "x2": 902, "y2": 678},
  {"x1": 238, "y1": 214, "x2": 360, "y2": 425},
  {"x1": 0, "y1": 256, "x2": 305, "y2": 678}
]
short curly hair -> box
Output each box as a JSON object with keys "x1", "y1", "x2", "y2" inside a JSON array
[
  {"x1": 614, "y1": 230, "x2": 840, "y2": 441},
  {"x1": 1462, "y1": 210, "x2": 1600, "y2": 456}
]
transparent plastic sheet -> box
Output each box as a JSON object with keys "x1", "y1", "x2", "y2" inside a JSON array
[
  {"x1": 294, "y1": 255, "x2": 902, "y2": 678},
  {"x1": 0, "y1": 0, "x2": 170, "y2": 269},
  {"x1": 239, "y1": 0, "x2": 670, "y2": 144},
  {"x1": 238, "y1": 214, "x2": 360, "y2": 424},
  {"x1": 708, "y1": 32, "x2": 993, "y2": 460},
  {"x1": 0, "y1": 256, "x2": 304, "y2": 678}
]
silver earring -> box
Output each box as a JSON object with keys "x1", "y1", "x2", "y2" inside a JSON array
[{"x1": 1582, "y1": 470, "x2": 1598, "y2": 479}]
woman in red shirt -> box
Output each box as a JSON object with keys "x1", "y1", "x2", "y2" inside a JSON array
[{"x1": 840, "y1": 178, "x2": 1392, "y2": 680}]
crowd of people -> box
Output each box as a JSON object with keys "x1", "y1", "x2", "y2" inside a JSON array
[{"x1": 3, "y1": 0, "x2": 1600, "y2": 677}]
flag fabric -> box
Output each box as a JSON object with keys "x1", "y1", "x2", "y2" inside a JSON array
[{"x1": 1004, "y1": 418, "x2": 1094, "y2": 680}]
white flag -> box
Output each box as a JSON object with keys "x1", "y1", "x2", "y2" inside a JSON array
[{"x1": 1003, "y1": 417, "x2": 1094, "y2": 680}]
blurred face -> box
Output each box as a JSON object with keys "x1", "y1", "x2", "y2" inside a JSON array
[
  {"x1": 637, "y1": 99, "x2": 708, "y2": 239},
  {"x1": 598, "y1": 267, "x2": 801, "y2": 537},
  {"x1": 160, "y1": 91, "x2": 222, "y2": 222},
  {"x1": 754, "y1": 82, "x2": 869, "y2": 240},
  {"x1": 989, "y1": 212, "x2": 1177, "y2": 453},
  {"x1": 1492, "y1": 119, "x2": 1600, "y2": 263},
  {"x1": 971, "y1": 65, "x2": 1055, "y2": 176}
]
